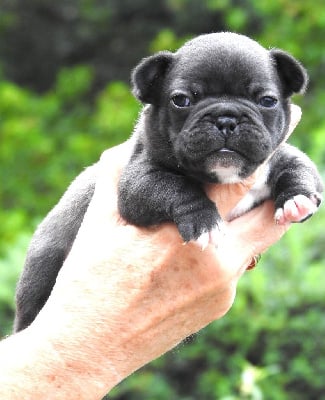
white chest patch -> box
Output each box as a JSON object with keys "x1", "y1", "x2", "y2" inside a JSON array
[
  {"x1": 226, "y1": 164, "x2": 271, "y2": 221},
  {"x1": 210, "y1": 166, "x2": 241, "y2": 184}
]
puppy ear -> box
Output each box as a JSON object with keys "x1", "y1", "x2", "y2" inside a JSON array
[
  {"x1": 131, "y1": 51, "x2": 174, "y2": 104},
  {"x1": 270, "y1": 49, "x2": 308, "y2": 96}
]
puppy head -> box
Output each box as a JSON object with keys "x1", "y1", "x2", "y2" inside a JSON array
[{"x1": 132, "y1": 32, "x2": 308, "y2": 183}]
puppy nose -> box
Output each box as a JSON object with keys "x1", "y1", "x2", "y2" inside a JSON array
[{"x1": 215, "y1": 116, "x2": 237, "y2": 136}]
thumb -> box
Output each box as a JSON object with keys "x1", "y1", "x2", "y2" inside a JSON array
[
  {"x1": 288, "y1": 104, "x2": 302, "y2": 137},
  {"x1": 229, "y1": 200, "x2": 290, "y2": 259},
  {"x1": 217, "y1": 201, "x2": 290, "y2": 277}
]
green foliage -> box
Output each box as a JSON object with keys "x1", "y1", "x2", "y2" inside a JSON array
[
  {"x1": 1, "y1": 1, "x2": 325, "y2": 399},
  {"x1": 0, "y1": 232, "x2": 30, "y2": 336},
  {"x1": 0, "y1": 65, "x2": 139, "y2": 226},
  {"x1": 150, "y1": 29, "x2": 190, "y2": 53}
]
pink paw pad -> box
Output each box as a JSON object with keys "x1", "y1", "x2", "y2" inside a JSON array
[{"x1": 275, "y1": 194, "x2": 319, "y2": 225}]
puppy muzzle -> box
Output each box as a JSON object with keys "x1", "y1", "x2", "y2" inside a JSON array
[{"x1": 173, "y1": 100, "x2": 273, "y2": 183}]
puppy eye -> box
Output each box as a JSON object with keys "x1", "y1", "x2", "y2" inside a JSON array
[
  {"x1": 259, "y1": 96, "x2": 278, "y2": 108},
  {"x1": 171, "y1": 94, "x2": 191, "y2": 108}
]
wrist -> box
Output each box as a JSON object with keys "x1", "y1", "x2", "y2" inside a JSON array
[{"x1": 0, "y1": 323, "x2": 121, "y2": 400}]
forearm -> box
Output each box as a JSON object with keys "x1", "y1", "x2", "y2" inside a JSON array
[{"x1": 0, "y1": 326, "x2": 120, "y2": 400}]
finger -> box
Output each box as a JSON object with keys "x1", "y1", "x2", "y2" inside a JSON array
[
  {"x1": 204, "y1": 166, "x2": 264, "y2": 218},
  {"x1": 229, "y1": 200, "x2": 290, "y2": 256},
  {"x1": 211, "y1": 201, "x2": 290, "y2": 280},
  {"x1": 287, "y1": 104, "x2": 302, "y2": 136},
  {"x1": 96, "y1": 141, "x2": 133, "y2": 196},
  {"x1": 82, "y1": 142, "x2": 133, "y2": 224}
]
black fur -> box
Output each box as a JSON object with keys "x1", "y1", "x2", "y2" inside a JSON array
[
  {"x1": 14, "y1": 33, "x2": 323, "y2": 332},
  {"x1": 14, "y1": 165, "x2": 96, "y2": 332}
]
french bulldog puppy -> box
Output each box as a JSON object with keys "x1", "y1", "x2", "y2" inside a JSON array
[
  {"x1": 14, "y1": 32, "x2": 323, "y2": 332},
  {"x1": 118, "y1": 32, "x2": 323, "y2": 245}
]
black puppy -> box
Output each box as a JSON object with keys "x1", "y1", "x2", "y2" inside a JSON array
[{"x1": 14, "y1": 32, "x2": 323, "y2": 332}]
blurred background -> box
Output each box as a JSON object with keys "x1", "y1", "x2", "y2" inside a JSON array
[{"x1": 0, "y1": 0, "x2": 325, "y2": 398}]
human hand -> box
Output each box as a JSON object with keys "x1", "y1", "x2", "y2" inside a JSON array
[{"x1": 31, "y1": 104, "x2": 300, "y2": 397}]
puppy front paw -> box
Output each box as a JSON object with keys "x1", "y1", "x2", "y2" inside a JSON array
[
  {"x1": 175, "y1": 201, "x2": 222, "y2": 249},
  {"x1": 275, "y1": 194, "x2": 322, "y2": 224}
]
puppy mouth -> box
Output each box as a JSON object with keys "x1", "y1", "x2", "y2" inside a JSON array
[
  {"x1": 214, "y1": 147, "x2": 247, "y2": 163},
  {"x1": 203, "y1": 148, "x2": 249, "y2": 183},
  {"x1": 218, "y1": 148, "x2": 238, "y2": 156}
]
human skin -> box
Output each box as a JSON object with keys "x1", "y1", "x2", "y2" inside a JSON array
[{"x1": 0, "y1": 105, "x2": 301, "y2": 400}]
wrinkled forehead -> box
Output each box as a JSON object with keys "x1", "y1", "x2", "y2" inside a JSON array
[{"x1": 169, "y1": 33, "x2": 276, "y2": 93}]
